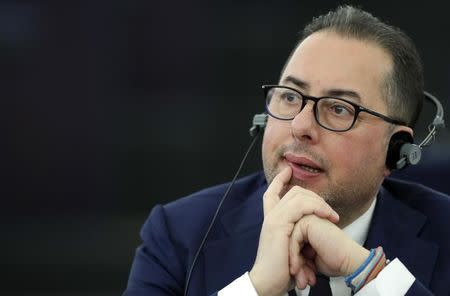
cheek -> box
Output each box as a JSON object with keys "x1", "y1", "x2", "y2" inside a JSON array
[
  {"x1": 262, "y1": 121, "x2": 291, "y2": 156},
  {"x1": 331, "y1": 133, "x2": 387, "y2": 173}
]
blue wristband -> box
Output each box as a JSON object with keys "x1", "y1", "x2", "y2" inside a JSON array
[
  {"x1": 345, "y1": 249, "x2": 375, "y2": 284},
  {"x1": 344, "y1": 247, "x2": 386, "y2": 292}
]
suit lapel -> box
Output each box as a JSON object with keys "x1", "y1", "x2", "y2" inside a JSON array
[
  {"x1": 203, "y1": 183, "x2": 266, "y2": 294},
  {"x1": 364, "y1": 185, "x2": 439, "y2": 288}
]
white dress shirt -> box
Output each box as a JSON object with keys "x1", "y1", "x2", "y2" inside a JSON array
[{"x1": 219, "y1": 197, "x2": 415, "y2": 296}]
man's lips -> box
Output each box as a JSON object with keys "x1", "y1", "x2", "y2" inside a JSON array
[
  {"x1": 284, "y1": 153, "x2": 324, "y2": 180},
  {"x1": 284, "y1": 153, "x2": 323, "y2": 171}
]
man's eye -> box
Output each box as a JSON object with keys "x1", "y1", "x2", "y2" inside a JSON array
[
  {"x1": 282, "y1": 92, "x2": 299, "y2": 103},
  {"x1": 327, "y1": 102, "x2": 354, "y2": 117},
  {"x1": 332, "y1": 105, "x2": 350, "y2": 114}
]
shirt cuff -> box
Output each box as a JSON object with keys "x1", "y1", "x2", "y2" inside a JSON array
[
  {"x1": 218, "y1": 272, "x2": 259, "y2": 296},
  {"x1": 355, "y1": 258, "x2": 415, "y2": 296}
]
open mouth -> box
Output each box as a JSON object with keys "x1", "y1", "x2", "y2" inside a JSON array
[
  {"x1": 295, "y1": 163, "x2": 323, "y2": 173},
  {"x1": 284, "y1": 152, "x2": 324, "y2": 178}
]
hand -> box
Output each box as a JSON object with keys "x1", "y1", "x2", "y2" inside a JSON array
[
  {"x1": 249, "y1": 167, "x2": 340, "y2": 296},
  {"x1": 289, "y1": 215, "x2": 370, "y2": 289}
]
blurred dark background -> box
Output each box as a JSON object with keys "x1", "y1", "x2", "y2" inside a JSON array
[{"x1": 1, "y1": 0, "x2": 449, "y2": 295}]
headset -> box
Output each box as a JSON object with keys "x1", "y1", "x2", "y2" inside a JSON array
[
  {"x1": 251, "y1": 91, "x2": 445, "y2": 171},
  {"x1": 183, "y1": 90, "x2": 445, "y2": 295}
]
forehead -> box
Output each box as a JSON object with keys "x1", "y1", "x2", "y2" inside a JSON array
[{"x1": 281, "y1": 31, "x2": 393, "y2": 109}]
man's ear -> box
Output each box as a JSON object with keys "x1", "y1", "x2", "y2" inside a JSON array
[{"x1": 384, "y1": 126, "x2": 414, "y2": 174}]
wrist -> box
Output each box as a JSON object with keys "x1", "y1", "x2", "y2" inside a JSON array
[
  {"x1": 249, "y1": 268, "x2": 268, "y2": 296},
  {"x1": 346, "y1": 245, "x2": 371, "y2": 275},
  {"x1": 249, "y1": 267, "x2": 288, "y2": 296},
  {"x1": 344, "y1": 246, "x2": 388, "y2": 293}
]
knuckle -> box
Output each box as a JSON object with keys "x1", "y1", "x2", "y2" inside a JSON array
[{"x1": 291, "y1": 186, "x2": 303, "y2": 193}]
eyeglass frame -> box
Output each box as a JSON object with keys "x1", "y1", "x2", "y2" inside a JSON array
[{"x1": 262, "y1": 84, "x2": 407, "y2": 132}]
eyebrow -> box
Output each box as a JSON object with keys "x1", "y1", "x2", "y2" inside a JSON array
[{"x1": 282, "y1": 75, "x2": 362, "y2": 103}]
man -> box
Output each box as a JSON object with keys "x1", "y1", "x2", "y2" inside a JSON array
[{"x1": 123, "y1": 5, "x2": 450, "y2": 295}]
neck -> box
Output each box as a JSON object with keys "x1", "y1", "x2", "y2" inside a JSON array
[{"x1": 337, "y1": 196, "x2": 376, "y2": 229}]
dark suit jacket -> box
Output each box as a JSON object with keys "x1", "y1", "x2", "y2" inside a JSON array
[{"x1": 123, "y1": 172, "x2": 450, "y2": 296}]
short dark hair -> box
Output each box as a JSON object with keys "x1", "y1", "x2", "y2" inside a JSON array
[{"x1": 283, "y1": 5, "x2": 423, "y2": 127}]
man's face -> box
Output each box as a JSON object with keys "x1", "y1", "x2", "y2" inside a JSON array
[{"x1": 262, "y1": 31, "x2": 395, "y2": 225}]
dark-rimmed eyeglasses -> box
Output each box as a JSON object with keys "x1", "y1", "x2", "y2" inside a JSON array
[{"x1": 263, "y1": 85, "x2": 406, "y2": 132}]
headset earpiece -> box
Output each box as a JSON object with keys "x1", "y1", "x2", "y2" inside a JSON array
[
  {"x1": 249, "y1": 113, "x2": 268, "y2": 137},
  {"x1": 384, "y1": 91, "x2": 445, "y2": 171},
  {"x1": 386, "y1": 131, "x2": 421, "y2": 171}
]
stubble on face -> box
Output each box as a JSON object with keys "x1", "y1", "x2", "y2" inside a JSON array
[{"x1": 262, "y1": 139, "x2": 385, "y2": 227}]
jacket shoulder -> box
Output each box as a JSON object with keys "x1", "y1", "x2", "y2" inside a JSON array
[
  {"x1": 384, "y1": 177, "x2": 450, "y2": 209},
  {"x1": 163, "y1": 171, "x2": 266, "y2": 215},
  {"x1": 141, "y1": 172, "x2": 266, "y2": 247},
  {"x1": 383, "y1": 177, "x2": 450, "y2": 234}
]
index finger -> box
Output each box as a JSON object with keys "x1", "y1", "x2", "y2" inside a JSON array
[{"x1": 263, "y1": 166, "x2": 292, "y2": 215}]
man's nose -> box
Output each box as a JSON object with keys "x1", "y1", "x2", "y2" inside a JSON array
[{"x1": 291, "y1": 101, "x2": 320, "y2": 142}]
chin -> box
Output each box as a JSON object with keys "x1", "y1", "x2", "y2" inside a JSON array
[{"x1": 288, "y1": 176, "x2": 325, "y2": 192}]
